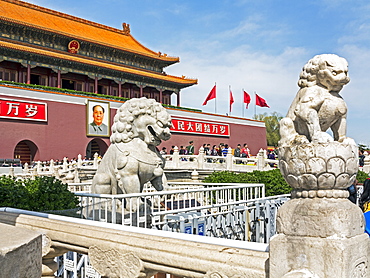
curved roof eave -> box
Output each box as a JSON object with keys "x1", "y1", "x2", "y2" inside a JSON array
[
  {"x1": 0, "y1": 0, "x2": 179, "y2": 63},
  {"x1": 0, "y1": 40, "x2": 197, "y2": 87}
]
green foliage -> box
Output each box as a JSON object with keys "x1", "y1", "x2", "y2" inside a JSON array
[
  {"x1": 0, "y1": 176, "x2": 79, "y2": 212},
  {"x1": 253, "y1": 112, "x2": 283, "y2": 147},
  {"x1": 203, "y1": 169, "x2": 292, "y2": 196},
  {"x1": 357, "y1": 171, "x2": 369, "y2": 184},
  {"x1": 358, "y1": 144, "x2": 368, "y2": 152},
  {"x1": 0, "y1": 176, "x2": 30, "y2": 209}
]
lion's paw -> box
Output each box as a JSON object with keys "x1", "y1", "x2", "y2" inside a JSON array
[
  {"x1": 339, "y1": 137, "x2": 356, "y2": 146},
  {"x1": 311, "y1": 132, "x2": 334, "y2": 143},
  {"x1": 292, "y1": 135, "x2": 310, "y2": 145}
]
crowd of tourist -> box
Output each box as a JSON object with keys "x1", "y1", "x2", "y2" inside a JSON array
[{"x1": 159, "y1": 141, "x2": 253, "y2": 158}]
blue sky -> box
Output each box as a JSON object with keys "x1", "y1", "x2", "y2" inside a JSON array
[{"x1": 28, "y1": 0, "x2": 370, "y2": 146}]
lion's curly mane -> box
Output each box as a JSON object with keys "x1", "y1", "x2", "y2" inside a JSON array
[
  {"x1": 110, "y1": 97, "x2": 169, "y2": 144},
  {"x1": 297, "y1": 54, "x2": 347, "y2": 88}
]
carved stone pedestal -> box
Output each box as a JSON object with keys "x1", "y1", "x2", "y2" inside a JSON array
[
  {"x1": 270, "y1": 233, "x2": 368, "y2": 277},
  {"x1": 269, "y1": 198, "x2": 369, "y2": 278},
  {"x1": 271, "y1": 54, "x2": 369, "y2": 277}
]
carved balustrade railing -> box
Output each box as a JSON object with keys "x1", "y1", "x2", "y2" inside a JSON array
[
  {"x1": 55, "y1": 194, "x2": 288, "y2": 277},
  {"x1": 0, "y1": 208, "x2": 270, "y2": 277},
  {"x1": 163, "y1": 147, "x2": 277, "y2": 172},
  {"x1": 0, "y1": 148, "x2": 278, "y2": 183}
]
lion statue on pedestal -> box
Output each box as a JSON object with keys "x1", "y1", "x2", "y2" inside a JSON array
[
  {"x1": 279, "y1": 54, "x2": 352, "y2": 146},
  {"x1": 92, "y1": 97, "x2": 171, "y2": 199}
]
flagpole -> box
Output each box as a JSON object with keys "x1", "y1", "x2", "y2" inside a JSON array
[
  {"x1": 229, "y1": 85, "x2": 231, "y2": 115},
  {"x1": 241, "y1": 88, "x2": 243, "y2": 118},
  {"x1": 254, "y1": 91, "x2": 256, "y2": 118},
  {"x1": 214, "y1": 82, "x2": 217, "y2": 114}
]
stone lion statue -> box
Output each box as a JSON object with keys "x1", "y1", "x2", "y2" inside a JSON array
[
  {"x1": 279, "y1": 54, "x2": 352, "y2": 146},
  {"x1": 92, "y1": 97, "x2": 171, "y2": 199}
]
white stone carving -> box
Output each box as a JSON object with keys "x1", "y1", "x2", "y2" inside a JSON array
[
  {"x1": 92, "y1": 98, "x2": 171, "y2": 198},
  {"x1": 279, "y1": 141, "x2": 358, "y2": 191},
  {"x1": 270, "y1": 55, "x2": 368, "y2": 278},
  {"x1": 278, "y1": 54, "x2": 358, "y2": 192},
  {"x1": 279, "y1": 54, "x2": 352, "y2": 146},
  {"x1": 88, "y1": 246, "x2": 143, "y2": 278}
]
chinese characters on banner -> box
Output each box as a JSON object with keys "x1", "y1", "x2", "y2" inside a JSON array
[
  {"x1": 171, "y1": 118, "x2": 230, "y2": 137},
  {"x1": 0, "y1": 98, "x2": 47, "y2": 121}
]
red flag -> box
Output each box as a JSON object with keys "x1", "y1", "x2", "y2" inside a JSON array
[
  {"x1": 229, "y1": 90, "x2": 234, "y2": 113},
  {"x1": 202, "y1": 85, "x2": 216, "y2": 105},
  {"x1": 244, "y1": 91, "x2": 251, "y2": 108},
  {"x1": 256, "y1": 94, "x2": 270, "y2": 108}
]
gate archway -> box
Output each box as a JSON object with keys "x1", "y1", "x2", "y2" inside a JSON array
[
  {"x1": 14, "y1": 140, "x2": 38, "y2": 165},
  {"x1": 86, "y1": 139, "x2": 108, "y2": 159}
]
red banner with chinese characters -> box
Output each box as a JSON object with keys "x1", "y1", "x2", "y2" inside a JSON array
[
  {"x1": 171, "y1": 118, "x2": 230, "y2": 137},
  {"x1": 0, "y1": 98, "x2": 47, "y2": 122}
]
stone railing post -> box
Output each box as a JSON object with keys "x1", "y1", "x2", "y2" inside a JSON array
[
  {"x1": 41, "y1": 237, "x2": 66, "y2": 278},
  {"x1": 63, "y1": 157, "x2": 68, "y2": 172},
  {"x1": 173, "y1": 146, "x2": 179, "y2": 168},
  {"x1": 49, "y1": 159, "x2": 55, "y2": 174},
  {"x1": 8, "y1": 166, "x2": 14, "y2": 177},
  {"x1": 198, "y1": 147, "x2": 205, "y2": 169},
  {"x1": 226, "y1": 148, "x2": 233, "y2": 170},
  {"x1": 74, "y1": 169, "x2": 80, "y2": 183},
  {"x1": 93, "y1": 153, "x2": 99, "y2": 168},
  {"x1": 77, "y1": 154, "x2": 82, "y2": 168},
  {"x1": 31, "y1": 166, "x2": 37, "y2": 180},
  {"x1": 363, "y1": 151, "x2": 370, "y2": 173},
  {"x1": 23, "y1": 162, "x2": 29, "y2": 174},
  {"x1": 191, "y1": 169, "x2": 199, "y2": 180},
  {"x1": 256, "y1": 149, "x2": 265, "y2": 170},
  {"x1": 37, "y1": 161, "x2": 42, "y2": 174}
]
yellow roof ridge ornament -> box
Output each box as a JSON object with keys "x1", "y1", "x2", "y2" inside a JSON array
[{"x1": 122, "y1": 22, "x2": 130, "y2": 35}]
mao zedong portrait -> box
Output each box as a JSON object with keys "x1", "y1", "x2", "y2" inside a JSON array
[{"x1": 89, "y1": 105, "x2": 108, "y2": 135}]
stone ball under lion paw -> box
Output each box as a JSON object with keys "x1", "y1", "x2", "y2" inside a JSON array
[{"x1": 311, "y1": 132, "x2": 334, "y2": 144}]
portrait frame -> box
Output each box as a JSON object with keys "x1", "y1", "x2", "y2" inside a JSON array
[{"x1": 86, "y1": 100, "x2": 110, "y2": 137}]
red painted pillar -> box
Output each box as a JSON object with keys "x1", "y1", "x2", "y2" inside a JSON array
[
  {"x1": 48, "y1": 72, "x2": 52, "y2": 87},
  {"x1": 159, "y1": 89, "x2": 163, "y2": 103},
  {"x1": 140, "y1": 85, "x2": 143, "y2": 97},
  {"x1": 118, "y1": 81, "x2": 122, "y2": 97},
  {"x1": 27, "y1": 64, "x2": 31, "y2": 84},
  {"x1": 57, "y1": 70, "x2": 61, "y2": 88},
  {"x1": 18, "y1": 68, "x2": 22, "y2": 83},
  {"x1": 95, "y1": 77, "x2": 98, "y2": 94},
  {"x1": 84, "y1": 78, "x2": 89, "y2": 92}
]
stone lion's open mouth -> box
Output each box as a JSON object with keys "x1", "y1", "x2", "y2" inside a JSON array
[{"x1": 147, "y1": 125, "x2": 159, "y2": 141}]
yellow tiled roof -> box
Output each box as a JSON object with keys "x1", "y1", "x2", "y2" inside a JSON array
[
  {"x1": 0, "y1": 0, "x2": 179, "y2": 62},
  {"x1": 0, "y1": 40, "x2": 197, "y2": 85}
]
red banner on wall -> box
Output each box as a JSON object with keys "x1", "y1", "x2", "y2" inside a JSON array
[
  {"x1": 171, "y1": 118, "x2": 229, "y2": 137},
  {"x1": 0, "y1": 98, "x2": 47, "y2": 122}
]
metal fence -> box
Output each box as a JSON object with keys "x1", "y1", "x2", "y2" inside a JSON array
[
  {"x1": 71, "y1": 183, "x2": 289, "y2": 244},
  {"x1": 75, "y1": 183, "x2": 264, "y2": 225},
  {"x1": 56, "y1": 252, "x2": 101, "y2": 278}
]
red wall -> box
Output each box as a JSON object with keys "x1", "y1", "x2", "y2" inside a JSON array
[
  {"x1": 160, "y1": 117, "x2": 267, "y2": 156},
  {"x1": 0, "y1": 94, "x2": 111, "y2": 161},
  {"x1": 0, "y1": 87, "x2": 267, "y2": 161}
]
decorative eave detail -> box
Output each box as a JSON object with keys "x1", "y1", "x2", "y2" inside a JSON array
[{"x1": 0, "y1": 40, "x2": 198, "y2": 88}]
